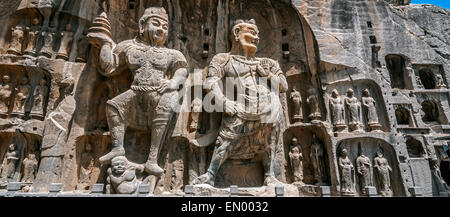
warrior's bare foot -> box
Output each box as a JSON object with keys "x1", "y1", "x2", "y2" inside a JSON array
[
  {"x1": 193, "y1": 172, "x2": 214, "y2": 186},
  {"x1": 99, "y1": 147, "x2": 125, "y2": 164},
  {"x1": 264, "y1": 175, "x2": 283, "y2": 186},
  {"x1": 144, "y1": 162, "x2": 164, "y2": 176}
]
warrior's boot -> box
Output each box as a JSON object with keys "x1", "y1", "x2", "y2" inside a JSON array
[
  {"x1": 144, "y1": 117, "x2": 169, "y2": 176},
  {"x1": 193, "y1": 138, "x2": 231, "y2": 186},
  {"x1": 99, "y1": 105, "x2": 126, "y2": 164}
]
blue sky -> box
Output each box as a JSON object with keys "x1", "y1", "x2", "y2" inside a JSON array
[{"x1": 411, "y1": 0, "x2": 450, "y2": 9}]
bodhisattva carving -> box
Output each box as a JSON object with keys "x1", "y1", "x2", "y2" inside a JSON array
[
  {"x1": 289, "y1": 137, "x2": 304, "y2": 185},
  {"x1": 356, "y1": 144, "x2": 372, "y2": 195},
  {"x1": 0, "y1": 75, "x2": 13, "y2": 113},
  {"x1": 193, "y1": 19, "x2": 288, "y2": 186},
  {"x1": 416, "y1": 76, "x2": 424, "y2": 89},
  {"x1": 39, "y1": 28, "x2": 56, "y2": 58},
  {"x1": 436, "y1": 74, "x2": 446, "y2": 89},
  {"x1": 76, "y1": 143, "x2": 95, "y2": 191},
  {"x1": 307, "y1": 88, "x2": 321, "y2": 121},
  {"x1": 31, "y1": 77, "x2": 48, "y2": 116},
  {"x1": 24, "y1": 18, "x2": 41, "y2": 56},
  {"x1": 374, "y1": 149, "x2": 393, "y2": 196},
  {"x1": 344, "y1": 88, "x2": 362, "y2": 132},
  {"x1": 310, "y1": 134, "x2": 327, "y2": 185},
  {"x1": 21, "y1": 153, "x2": 38, "y2": 183},
  {"x1": 106, "y1": 156, "x2": 144, "y2": 194},
  {"x1": 361, "y1": 89, "x2": 381, "y2": 131},
  {"x1": 290, "y1": 88, "x2": 302, "y2": 123},
  {"x1": 56, "y1": 24, "x2": 73, "y2": 60},
  {"x1": 338, "y1": 148, "x2": 356, "y2": 196},
  {"x1": 12, "y1": 76, "x2": 31, "y2": 114},
  {"x1": 189, "y1": 98, "x2": 202, "y2": 132},
  {"x1": 7, "y1": 25, "x2": 24, "y2": 55},
  {"x1": 330, "y1": 89, "x2": 346, "y2": 131},
  {"x1": 0, "y1": 143, "x2": 19, "y2": 182},
  {"x1": 87, "y1": 7, "x2": 188, "y2": 177}
]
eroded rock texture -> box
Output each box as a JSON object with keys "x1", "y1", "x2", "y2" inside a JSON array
[{"x1": 0, "y1": 0, "x2": 448, "y2": 197}]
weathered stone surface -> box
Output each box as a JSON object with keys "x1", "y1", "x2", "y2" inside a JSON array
[{"x1": 0, "y1": 0, "x2": 448, "y2": 197}]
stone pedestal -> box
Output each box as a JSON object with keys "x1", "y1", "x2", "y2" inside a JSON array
[{"x1": 191, "y1": 184, "x2": 299, "y2": 197}]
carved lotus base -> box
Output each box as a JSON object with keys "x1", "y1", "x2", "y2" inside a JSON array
[
  {"x1": 348, "y1": 123, "x2": 363, "y2": 132},
  {"x1": 308, "y1": 113, "x2": 321, "y2": 121},
  {"x1": 190, "y1": 183, "x2": 299, "y2": 197}
]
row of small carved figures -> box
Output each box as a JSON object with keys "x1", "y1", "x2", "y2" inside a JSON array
[
  {"x1": 4, "y1": 19, "x2": 89, "y2": 62},
  {"x1": 0, "y1": 74, "x2": 48, "y2": 115},
  {"x1": 336, "y1": 147, "x2": 393, "y2": 196},
  {"x1": 0, "y1": 143, "x2": 39, "y2": 187}
]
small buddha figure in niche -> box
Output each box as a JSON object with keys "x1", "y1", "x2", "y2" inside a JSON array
[
  {"x1": 106, "y1": 156, "x2": 144, "y2": 194},
  {"x1": 12, "y1": 76, "x2": 31, "y2": 114},
  {"x1": 329, "y1": 89, "x2": 346, "y2": 131},
  {"x1": 289, "y1": 137, "x2": 304, "y2": 185},
  {"x1": 0, "y1": 75, "x2": 13, "y2": 113},
  {"x1": 31, "y1": 77, "x2": 48, "y2": 116},
  {"x1": 361, "y1": 89, "x2": 381, "y2": 131},
  {"x1": 290, "y1": 87, "x2": 303, "y2": 123},
  {"x1": 344, "y1": 88, "x2": 362, "y2": 132},
  {"x1": 356, "y1": 144, "x2": 372, "y2": 195},
  {"x1": 374, "y1": 148, "x2": 393, "y2": 197},
  {"x1": 76, "y1": 143, "x2": 95, "y2": 191},
  {"x1": 24, "y1": 18, "x2": 41, "y2": 56},
  {"x1": 39, "y1": 27, "x2": 56, "y2": 58},
  {"x1": 7, "y1": 25, "x2": 25, "y2": 55},
  {"x1": 189, "y1": 98, "x2": 202, "y2": 132},
  {"x1": 307, "y1": 88, "x2": 321, "y2": 121},
  {"x1": 415, "y1": 76, "x2": 424, "y2": 89},
  {"x1": 21, "y1": 153, "x2": 38, "y2": 183},
  {"x1": 56, "y1": 24, "x2": 74, "y2": 60},
  {"x1": 436, "y1": 74, "x2": 446, "y2": 89},
  {"x1": 338, "y1": 148, "x2": 356, "y2": 196},
  {"x1": 0, "y1": 143, "x2": 20, "y2": 182},
  {"x1": 310, "y1": 134, "x2": 327, "y2": 185},
  {"x1": 75, "y1": 29, "x2": 90, "y2": 63}
]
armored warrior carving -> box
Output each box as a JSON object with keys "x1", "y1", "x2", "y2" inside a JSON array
[
  {"x1": 56, "y1": 24, "x2": 74, "y2": 60},
  {"x1": 374, "y1": 148, "x2": 393, "y2": 196},
  {"x1": 310, "y1": 134, "x2": 326, "y2": 185},
  {"x1": 76, "y1": 143, "x2": 95, "y2": 191},
  {"x1": 106, "y1": 156, "x2": 144, "y2": 194},
  {"x1": 345, "y1": 88, "x2": 361, "y2": 132},
  {"x1": 362, "y1": 89, "x2": 381, "y2": 131},
  {"x1": 21, "y1": 153, "x2": 38, "y2": 183},
  {"x1": 356, "y1": 144, "x2": 372, "y2": 195},
  {"x1": 7, "y1": 25, "x2": 25, "y2": 55},
  {"x1": 31, "y1": 77, "x2": 48, "y2": 116},
  {"x1": 12, "y1": 76, "x2": 31, "y2": 114},
  {"x1": 24, "y1": 18, "x2": 41, "y2": 56},
  {"x1": 0, "y1": 75, "x2": 13, "y2": 113},
  {"x1": 290, "y1": 88, "x2": 302, "y2": 123},
  {"x1": 330, "y1": 89, "x2": 345, "y2": 131},
  {"x1": 0, "y1": 144, "x2": 20, "y2": 182},
  {"x1": 307, "y1": 88, "x2": 321, "y2": 121},
  {"x1": 87, "y1": 7, "x2": 188, "y2": 176},
  {"x1": 339, "y1": 148, "x2": 356, "y2": 196},
  {"x1": 39, "y1": 28, "x2": 56, "y2": 58},
  {"x1": 289, "y1": 137, "x2": 304, "y2": 185},
  {"x1": 193, "y1": 19, "x2": 288, "y2": 186}
]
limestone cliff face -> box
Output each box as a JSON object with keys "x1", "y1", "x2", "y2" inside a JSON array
[{"x1": 0, "y1": 0, "x2": 448, "y2": 197}]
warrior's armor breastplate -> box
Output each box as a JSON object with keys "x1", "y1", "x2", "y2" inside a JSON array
[
  {"x1": 224, "y1": 56, "x2": 271, "y2": 120},
  {"x1": 127, "y1": 46, "x2": 169, "y2": 92}
]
